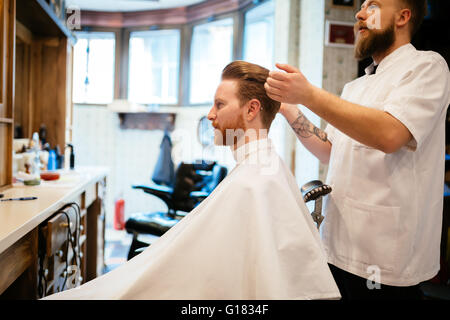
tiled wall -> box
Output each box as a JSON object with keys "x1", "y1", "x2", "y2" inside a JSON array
[{"x1": 73, "y1": 105, "x2": 165, "y2": 227}]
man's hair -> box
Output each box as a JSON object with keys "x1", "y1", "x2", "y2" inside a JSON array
[
  {"x1": 221, "y1": 61, "x2": 281, "y2": 129},
  {"x1": 400, "y1": 0, "x2": 427, "y2": 37}
]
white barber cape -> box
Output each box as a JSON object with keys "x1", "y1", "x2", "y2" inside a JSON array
[{"x1": 45, "y1": 138, "x2": 340, "y2": 300}]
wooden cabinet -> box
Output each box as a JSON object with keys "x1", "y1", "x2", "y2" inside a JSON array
[
  {"x1": 39, "y1": 201, "x2": 83, "y2": 295},
  {"x1": 0, "y1": 0, "x2": 15, "y2": 189},
  {"x1": 0, "y1": 229, "x2": 37, "y2": 299},
  {"x1": 15, "y1": 0, "x2": 74, "y2": 161},
  {"x1": 0, "y1": 173, "x2": 107, "y2": 299},
  {"x1": 0, "y1": 1, "x2": 106, "y2": 300},
  {"x1": 0, "y1": 0, "x2": 75, "y2": 189}
]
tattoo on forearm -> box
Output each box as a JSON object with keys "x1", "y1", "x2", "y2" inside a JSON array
[{"x1": 290, "y1": 111, "x2": 328, "y2": 142}]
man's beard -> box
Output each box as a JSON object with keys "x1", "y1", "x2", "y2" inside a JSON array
[
  {"x1": 213, "y1": 113, "x2": 247, "y2": 146},
  {"x1": 354, "y1": 20, "x2": 395, "y2": 61}
]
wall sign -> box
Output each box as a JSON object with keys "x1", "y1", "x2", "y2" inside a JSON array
[
  {"x1": 325, "y1": 20, "x2": 355, "y2": 48},
  {"x1": 331, "y1": 0, "x2": 357, "y2": 9}
]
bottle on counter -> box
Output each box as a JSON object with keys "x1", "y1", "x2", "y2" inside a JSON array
[
  {"x1": 28, "y1": 132, "x2": 42, "y2": 185},
  {"x1": 47, "y1": 149, "x2": 57, "y2": 171}
]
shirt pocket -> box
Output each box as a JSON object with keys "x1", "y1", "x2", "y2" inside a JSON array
[
  {"x1": 346, "y1": 141, "x2": 391, "y2": 201},
  {"x1": 338, "y1": 197, "x2": 401, "y2": 273}
]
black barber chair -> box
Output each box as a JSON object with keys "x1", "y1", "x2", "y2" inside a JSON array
[{"x1": 125, "y1": 161, "x2": 228, "y2": 260}]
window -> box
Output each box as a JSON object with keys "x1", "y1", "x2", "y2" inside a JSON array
[
  {"x1": 189, "y1": 18, "x2": 234, "y2": 105},
  {"x1": 243, "y1": 0, "x2": 274, "y2": 69},
  {"x1": 73, "y1": 32, "x2": 115, "y2": 104},
  {"x1": 128, "y1": 29, "x2": 181, "y2": 105},
  {"x1": 243, "y1": 1, "x2": 282, "y2": 158}
]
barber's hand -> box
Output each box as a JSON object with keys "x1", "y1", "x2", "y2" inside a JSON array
[{"x1": 265, "y1": 63, "x2": 313, "y2": 105}]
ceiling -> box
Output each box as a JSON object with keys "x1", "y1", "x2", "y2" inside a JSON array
[{"x1": 65, "y1": 0, "x2": 207, "y2": 12}]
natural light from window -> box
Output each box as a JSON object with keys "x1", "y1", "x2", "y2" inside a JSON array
[
  {"x1": 73, "y1": 32, "x2": 115, "y2": 104},
  {"x1": 128, "y1": 29, "x2": 180, "y2": 105},
  {"x1": 243, "y1": 0, "x2": 274, "y2": 70},
  {"x1": 189, "y1": 18, "x2": 234, "y2": 105}
]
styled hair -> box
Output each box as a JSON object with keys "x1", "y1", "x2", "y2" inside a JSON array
[
  {"x1": 400, "y1": 0, "x2": 427, "y2": 37},
  {"x1": 221, "y1": 60, "x2": 281, "y2": 128}
]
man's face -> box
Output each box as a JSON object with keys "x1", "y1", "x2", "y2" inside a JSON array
[
  {"x1": 354, "y1": 0, "x2": 397, "y2": 60},
  {"x1": 207, "y1": 79, "x2": 246, "y2": 146}
]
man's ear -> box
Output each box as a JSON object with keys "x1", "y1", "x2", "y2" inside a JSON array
[
  {"x1": 246, "y1": 99, "x2": 262, "y2": 122},
  {"x1": 396, "y1": 8, "x2": 411, "y2": 29}
]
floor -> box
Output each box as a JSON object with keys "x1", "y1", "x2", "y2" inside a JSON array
[{"x1": 103, "y1": 228, "x2": 159, "y2": 274}]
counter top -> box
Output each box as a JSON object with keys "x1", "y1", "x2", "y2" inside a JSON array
[{"x1": 0, "y1": 166, "x2": 109, "y2": 255}]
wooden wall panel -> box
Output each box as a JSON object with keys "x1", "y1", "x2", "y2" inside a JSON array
[
  {"x1": 0, "y1": 0, "x2": 6, "y2": 113},
  {"x1": 65, "y1": 40, "x2": 73, "y2": 146},
  {"x1": 0, "y1": 123, "x2": 7, "y2": 186},
  {"x1": 31, "y1": 37, "x2": 68, "y2": 151},
  {"x1": 0, "y1": 0, "x2": 15, "y2": 188},
  {"x1": 14, "y1": 40, "x2": 32, "y2": 138},
  {"x1": 14, "y1": 20, "x2": 33, "y2": 139}
]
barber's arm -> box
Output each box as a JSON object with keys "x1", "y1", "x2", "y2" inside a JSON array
[
  {"x1": 265, "y1": 64, "x2": 413, "y2": 154},
  {"x1": 280, "y1": 103, "x2": 332, "y2": 164}
]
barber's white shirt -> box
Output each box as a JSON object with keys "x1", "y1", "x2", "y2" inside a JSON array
[{"x1": 323, "y1": 43, "x2": 450, "y2": 286}]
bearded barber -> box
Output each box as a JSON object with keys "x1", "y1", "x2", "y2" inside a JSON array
[{"x1": 265, "y1": 0, "x2": 450, "y2": 300}]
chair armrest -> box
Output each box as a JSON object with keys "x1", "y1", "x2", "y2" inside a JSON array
[
  {"x1": 189, "y1": 191, "x2": 209, "y2": 202},
  {"x1": 133, "y1": 184, "x2": 175, "y2": 209},
  {"x1": 132, "y1": 184, "x2": 174, "y2": 206}
]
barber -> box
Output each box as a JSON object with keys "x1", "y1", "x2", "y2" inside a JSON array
[{"x1": 265, "y1": 0, "x2": 450, "y2": 300}]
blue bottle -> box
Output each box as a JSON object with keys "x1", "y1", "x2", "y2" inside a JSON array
[{"x1": 48, "y1": 149, "x2": 57, "y2": 171}]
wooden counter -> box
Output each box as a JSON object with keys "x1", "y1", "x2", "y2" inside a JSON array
[{"x1": 0, "y1": 166, "x2": 108, "y2": 299}]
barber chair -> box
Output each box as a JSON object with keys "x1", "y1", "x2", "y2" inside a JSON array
[
  {"x1": 125, "y1": 161, "x2": 228, "y2": 260},
  {"x1": 300, "y1": 180, "x2": 332, "y2": 229}
]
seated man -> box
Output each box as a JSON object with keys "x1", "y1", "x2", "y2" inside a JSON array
[{"x1": 44, "y1": 61, "x2": 340, "y2": 300}]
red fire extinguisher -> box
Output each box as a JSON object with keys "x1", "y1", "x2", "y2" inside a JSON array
[{"x1": 114, "y1": 197, "x2": 125, "y2": 230}]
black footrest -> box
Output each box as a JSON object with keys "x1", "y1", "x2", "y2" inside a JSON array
[{"x1": 125, "y1": 212, "x2": 182, "y2": 236}]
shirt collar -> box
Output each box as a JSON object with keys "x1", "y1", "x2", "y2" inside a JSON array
[
  {"x1": 231, "y1": 138, "x2": 273, "y2": 164},
  {"x1": 364, "y1": 43, "x2": 415, "y2": 76}
]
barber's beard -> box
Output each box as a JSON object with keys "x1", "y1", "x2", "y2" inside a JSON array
[
  {"x1": 354, "y1": 21, "x2": 396, "y2": 61},
  {"x1": 213, "y1": 114, "x2": 247, "y2": 147}
]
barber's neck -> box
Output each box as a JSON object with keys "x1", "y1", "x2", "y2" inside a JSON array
[{"x1": 372, "y1": 33, "x2": 411, "y2": 65}]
